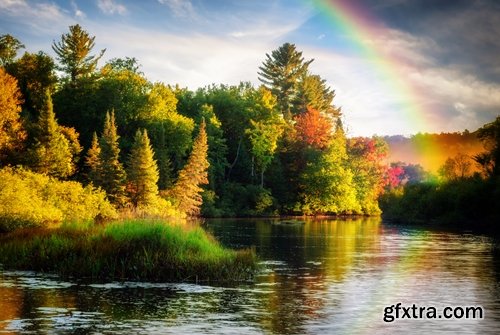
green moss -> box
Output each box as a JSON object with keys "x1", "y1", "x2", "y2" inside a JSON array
[{"x1": 0, "y1": 220, "x2": 258, "y2": 282}]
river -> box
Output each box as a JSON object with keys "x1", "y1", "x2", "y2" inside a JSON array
[{"x1": 1, "y1": 217, "x2": 500, "y2": 334}]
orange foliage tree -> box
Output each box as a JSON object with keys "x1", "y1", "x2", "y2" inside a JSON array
[{"x1": 294, "y1": 106, "x2": 332, "y2": 149}]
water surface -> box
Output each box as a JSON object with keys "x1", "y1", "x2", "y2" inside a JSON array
[{"x1": 1, "y1": 217, "x2": 499, "y2": 334}]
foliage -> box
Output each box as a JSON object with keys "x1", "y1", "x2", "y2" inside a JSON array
[
  {"x1": 126, "y1": 129, "x2": 159, "y2": 208},
  {"x1": 0, "y1": 167, "x2": 116, "y2": 232},
  {"x1": 475, "y1": 116, "x2": 500, "y2": 177},
  {"x1": 0, "y1": 34, "x2": 24, "y2": 66},
  {"x1": 258, "y1": 43, "x2": 313, "y2": 120},
  {"x1": 27, "y1": 91, "x2": 77, "y2": 178},
  {"x1": 168, "y1": 120, "x2": 209, "y2": 216},
  {"x1": 6, "y1": 51, "x2": 57, "y2": 118},
  {"x1": 0, "y1": 220, "x2": 258, "y2": 282},
  {"x1": 0, "y1": 67, "x2": 26, "y2": 162},
  {"x1": 438, "y1": 153, "x2": 473, "y2": 181},
  {"x1": 98, "y1": 111, "x2": 128, "y2": 207},
  {"x1": 52, "y1": 24, "x2": 105, "y2": 82},
  {"x1": 294, "y1": 106, "x2": 332, "y2": 149}
]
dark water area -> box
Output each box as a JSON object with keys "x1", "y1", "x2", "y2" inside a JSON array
[{"x1": 1, "y1": 217, "x2": 500, "y2": 334}]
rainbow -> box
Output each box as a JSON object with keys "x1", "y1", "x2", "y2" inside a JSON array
[{"x1": 308, "y1": 0, "x2": 443, "y2": 169}]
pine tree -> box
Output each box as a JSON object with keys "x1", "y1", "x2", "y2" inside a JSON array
[
  {"x1": 99, "y1": 111, "x2": 127, "y2": 207},
  {"x1": 52, "y1": 24, "x2": 105, "y2": 82},
  {"x1": 169, "y1": 119, "x2": 209, "y2": 216},
  {"x1": 258, "y1": 43, "x2": 313, "y2": 120},
  {"x1": 29, "y1": 90, "x2": 75, "y2": 178},
  {"x1": 126, "y1": 129, "x2": 159, "y2": 208},
  {"x1": 85, "y1": 132, "x2": 101, "y2": 185}
]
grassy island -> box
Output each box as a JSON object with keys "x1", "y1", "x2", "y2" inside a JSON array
[{"x1": 0, "y1": 220, "x2": 258, "y2": 282}]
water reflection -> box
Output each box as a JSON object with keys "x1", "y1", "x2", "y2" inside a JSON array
[{"x1": 1, "y1": 218, "x2": 500, "y2": 334}]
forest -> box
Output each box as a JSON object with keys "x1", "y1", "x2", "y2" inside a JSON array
[{"x1": 1, "y1": 25, "x2": 499, "y2": 233}]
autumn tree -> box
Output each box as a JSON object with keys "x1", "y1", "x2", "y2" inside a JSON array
[
  {"x1": 126, "y1": 129, "x2": 159, "y2": 208},
  {"x1": 169, "y1": 119, "x2": 209, "y2": 216},
  {"x1": 28, "y1": 90, "x2": 76, "y2": 178},
  {"x1": 0, "y1": 34, "x2": 24, "y2": 66},
  {"x1": 99, "y1": 111, "x2": 127, "y2": 207},
  {"x1": 438, "y1": 153, "x2": 473, "y2": 181},
  {"x1": 347, "y1": 136, "x2": 389, "y2": 214},
  {"x1": 52, "y1": 24, "x2": 105, "y2": 82},
  {"x1": 258, "y1": 43, "x2": 312, "y2": 120},
  {"x1": 293, "y1": 73, "x2": 339, "y2": 116},
  {"x1": 0, "y1": 68, "x2": 26, "y2": 163},
  {"x1": 294, "y1": 106, "x2": 332, "y2": 149}
]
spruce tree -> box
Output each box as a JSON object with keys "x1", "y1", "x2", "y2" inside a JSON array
[
  {"x1": 99, "y1": 111, "x2": 127, "y2": 207},
  {"x1": 85, "y1": 132, "x2": 101, "y2": 185},
  {"x1": 127, "y1": 129, "x2": 159, "y2": 208},
  {"x1": 29, "y1": 90, "x2": 75, "y2": 178},
  {"x1": 170, "y1": 120, "x2": 209, "y2": 216}
]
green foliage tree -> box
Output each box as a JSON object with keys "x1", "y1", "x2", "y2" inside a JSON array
[
  {"x1": 169, "y1": 120, "x2": 209, "y2": 216},
  {"x1": 99, "y1": 111, "x2": 127, "y2": 207},
  {"x1": 6, "y1": 51, "x2": 57, "y2": 119},
  {"x1": 126, "y1": 129, "x2": 159, "y2": 208},
  {"x1": 28, "y1": 91, "x2": 76, "y2": 178},
  {"x1": 52, "y1": 24, "x2": 105, "y2": 82},
  {"x1": 0, "y1": 68, "x2": 26, "y2": 163},
  {"x1": 0, "y1": 34, "x2": 24, "y2": 66},
  {"x1": 294, "y1": 73, "x2": 339, "y2": 116},
  {"x1": 258, "y1": 43, "x2": 313, "y2": 120}
]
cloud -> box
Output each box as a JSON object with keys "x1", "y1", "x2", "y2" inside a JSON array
[
  {"x1": 157, "y1": 0, "x2": 195, "y2": 18},
  {"x1": 0, "y1": 0, "x2": 71, "y2": 34},
  {"x1": 97, "y1": 0, "x2": 127, "y2": 16},
  {"x1": 71, "y1": 0, "x2": 85, "y2": 19}
]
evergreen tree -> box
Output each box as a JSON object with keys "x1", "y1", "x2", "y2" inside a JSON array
[
  {"x1": 169, "y1": 119, "x2": 209, "y2": 216},
  {"x1": 126, "y1": 129, "x2": 159, "y2": 208},
  {"x1": 294, "y1": 73, "x2": 339, "y2": 116},
  {"x1": 258, "y1": 43, "x2": 312, "y2": 120},
  {"x1": 85, "y1": 132, "x2": 101, "y2": 185},
  {"x1": 99, "y1": 111, "x2": 127, "y2": 206},
  {"x1": 28, "y1": 90, "x2": 76, "y2": 178},
  {"x1": 52, "y1": 24, "x2": 105, "y2": 82}
]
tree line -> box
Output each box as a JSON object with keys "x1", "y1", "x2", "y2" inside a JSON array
[{"x1": 1, "y1": 25, "x2": 473, "y2": 220}]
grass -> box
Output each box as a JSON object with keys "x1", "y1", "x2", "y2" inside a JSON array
[{"x1": 0, "y1": 220, "x2": 258, "y2": 282}]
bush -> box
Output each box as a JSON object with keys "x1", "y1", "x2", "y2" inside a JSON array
[{"x1": 0, "y1": 167, "x2": 116, "y2": 232}]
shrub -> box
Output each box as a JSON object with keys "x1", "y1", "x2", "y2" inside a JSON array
[{"x1": 0, "y1": 167, "x2": 116, "y2": 232}]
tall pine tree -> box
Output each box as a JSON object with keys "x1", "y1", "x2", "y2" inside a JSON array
[
  {"x1": 126, "y1": 129, "x2": 159, "y2": 208},
  {"x1": 169, "y1": 119, "x2": 209, "y2": 216},
  {"x1": 29, "y1": 90, "x2": 75, "y2": 178},
  {"x1": 99, "y1": 111, "x2": 127, "y2": 207},
  {"x1": 258, "y1": 43, "x2": 312, "y2": 120}
]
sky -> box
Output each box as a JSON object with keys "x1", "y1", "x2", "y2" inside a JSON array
[{"x1": 0, "y1": 0, "x2": 499, "y2": 136}]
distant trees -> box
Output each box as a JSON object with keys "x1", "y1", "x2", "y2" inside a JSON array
[{"x1": 475, "y1": 116, "x2": 500, "y2": 177}]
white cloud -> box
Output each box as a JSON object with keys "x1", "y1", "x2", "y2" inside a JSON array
[
  {"x1": 97, "y1": 0, "x2": 127, "y2": 16},
  {"x1": 157, "y1": 0, "x2": 195, "y2": 18},
  {"x1": 71, "y1": 0, "x2": 85, "y2": 19}
]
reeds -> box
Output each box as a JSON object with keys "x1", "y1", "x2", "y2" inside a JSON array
[{"x1": 0, "y1": 220, "x2": 258, "y2": 282}]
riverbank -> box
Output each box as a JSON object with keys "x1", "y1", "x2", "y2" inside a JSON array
[{"x1": 0, "y1": 220, "x2": 258, "y2": 282}]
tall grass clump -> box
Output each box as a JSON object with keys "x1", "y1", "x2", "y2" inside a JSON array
[
  {"x1": 0, "y1": 167, "x2": 117, "y2": 232},
  {"x1": 0, "y1": 220, "x2": 258, "y2": 282}
]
